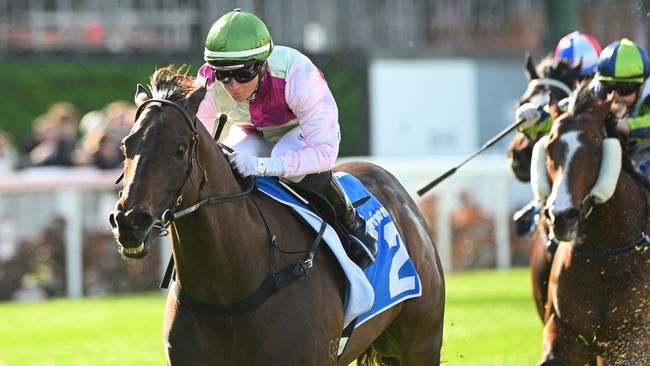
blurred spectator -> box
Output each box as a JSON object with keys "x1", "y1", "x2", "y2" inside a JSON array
[
  {"x1": 451, "y1": 191, "x2": 496, "y2": 270},
  {"x1": 77, "y1": 126, "x2": 124, "y2": 169},
  {"x1": 28, "y1": 102, "x2": 79, "y2": 167},
  {"x1": 103, "y1": 100, "x2": 135, "y2": 137},
  {"x1": 74, "y1": 101, "x2": 134, "y2": 169},
  {"x1": 0, "y1": 131, "x2": 18, "y2": 172}
]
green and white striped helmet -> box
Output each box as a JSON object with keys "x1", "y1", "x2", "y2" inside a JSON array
[{"x1": 204, "y1": 9, "x2": 273, "y2": 65}]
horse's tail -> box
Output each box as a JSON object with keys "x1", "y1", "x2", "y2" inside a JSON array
[{"x1": 356, "y1": 348, "x2": 399, "y2": 366}]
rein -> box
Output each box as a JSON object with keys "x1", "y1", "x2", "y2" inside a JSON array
[{"x1": 527, "y1": 78, "x2": 572, "y2": 100}]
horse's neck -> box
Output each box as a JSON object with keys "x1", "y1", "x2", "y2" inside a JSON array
[
  {"x1": 169, "y1": 131, "x2": 272, "y2": 304},
  {"x1": 585, "y1": 171, "x2": 649, "y2": 245}
]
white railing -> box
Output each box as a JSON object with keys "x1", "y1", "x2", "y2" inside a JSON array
[{"x1": 0, "y1": 155, "x2": 533, "y2": 298}]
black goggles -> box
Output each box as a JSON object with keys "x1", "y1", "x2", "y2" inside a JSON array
[
  {"x1": 211, "y1": 62, "x2": 261, "y2": 84},
  {"x1": 603, "y1": 82, "x2": 640, "y2": 96}
]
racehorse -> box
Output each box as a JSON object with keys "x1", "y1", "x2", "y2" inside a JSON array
[
  {"x1": 531, "y1": 85, "x2": 650, "y2": 365},
  {"x1": 507, "y1": 53, "x2": 582, "y2": 323},
  {"x1": 108, "y1": 66, "x2": 445, "y2": 365}
]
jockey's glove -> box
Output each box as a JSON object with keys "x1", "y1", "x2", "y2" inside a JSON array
[
  {"x1": 228, "y1": 151, "x2": 285, "y2": 177},
  {"x1": 516, "y1": 102, "x2": 546, "y2": 129}
]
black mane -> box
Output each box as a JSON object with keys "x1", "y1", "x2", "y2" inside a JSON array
[
  {"x1": 150, "y1": 65, "x2": 195, "y2": 102},
  {"x1": 536, "y1": 53, "x2": 580, "y2": 87},
  {"x1": 567, "y1": 82, "x2": 598, "y2": 116}
]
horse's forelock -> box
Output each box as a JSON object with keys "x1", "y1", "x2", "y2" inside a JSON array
[
  {"x1": 568, "y1": 84, "x2": 598, "y2": 116},
  {"x1": 150, "y1": 65, "x2": 195, "y2": 102}
]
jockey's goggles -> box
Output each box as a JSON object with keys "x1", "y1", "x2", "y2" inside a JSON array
[
  {"x1": 210, "y1": 61, "x2": 262, "y2": 84},
  {"x1": 602, "y1": 82, "x2": 640, "y2": 96}
]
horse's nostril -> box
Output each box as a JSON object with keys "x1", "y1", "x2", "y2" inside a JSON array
[
  {"x1": 127, "y1": 210, "x2": 153, "y2": 231},
  {"x1": 109, "y1": 213, "x2": 117, "y2": 228},
  {"x1": 564, "y1": 208, "x2": 580, "y2": 222}
]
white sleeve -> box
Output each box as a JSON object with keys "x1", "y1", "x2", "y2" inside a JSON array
[{"x1": 281, "y1": 60, "x2": 340, "y2": 177}]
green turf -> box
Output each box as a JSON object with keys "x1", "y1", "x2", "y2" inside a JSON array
[
  {"x1": 0, "y1": 268, "x2": 543, "y2": 365},
  {"x1": 442, "y1": 268, "x2": 543, "y2": 365}
]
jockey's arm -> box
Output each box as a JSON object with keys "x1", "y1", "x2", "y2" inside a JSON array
[
  {"x1": 518, "y1": 110, "x2": 553, "y2": 140},
  {"x1": 281, "y1": 60, "x2": 340, "y2": 178},
  {"x1": 194, "y1": 64, "x2": 219, "y2": 135},
  {"x1": 626, "y1": 114, "x2": 650, "y2": 140}
]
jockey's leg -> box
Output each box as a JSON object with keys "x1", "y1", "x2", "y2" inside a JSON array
[
  {"x1": 271, "y1": 126, "x2": 378, "y2": 268},
  {"x1": 222, "y1": 124, "x2": 272, "y2": 156},
  {"x1": 320, "y1": 173, "x2": 378, "y2": 269}
]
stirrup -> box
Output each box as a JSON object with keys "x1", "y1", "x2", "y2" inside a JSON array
[{"x1": 347, "y1": 226, "x2": 378, "y2": 269}]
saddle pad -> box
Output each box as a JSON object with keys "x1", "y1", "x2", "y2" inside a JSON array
[{"x1": 255, "y1": 173, "x2": 421, "y2": 328}]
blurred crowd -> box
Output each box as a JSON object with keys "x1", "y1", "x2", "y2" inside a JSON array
[{"x1": 0, "y1": 100, "x2": 135, "y2": 172}]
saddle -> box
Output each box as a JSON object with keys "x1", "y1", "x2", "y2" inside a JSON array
[{"x1": 282, "y1": 181, "x2": 370, "y2": 262}]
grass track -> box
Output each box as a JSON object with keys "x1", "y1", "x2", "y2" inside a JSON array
[{"x1": 0, "y1": 268, "x2": 542, "y2": 365}]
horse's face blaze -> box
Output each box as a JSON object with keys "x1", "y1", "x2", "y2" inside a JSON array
[
  {"x1": 111, "y1": 103, "x2": 193, "y2": 258},
  {"x1": 543, "y1": 93, "x2": 609, "y2": 242}
]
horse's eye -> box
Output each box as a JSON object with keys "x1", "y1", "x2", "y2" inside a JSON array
[{"x1": 176, "y1": 146, "x2": 186, "y2": 157}]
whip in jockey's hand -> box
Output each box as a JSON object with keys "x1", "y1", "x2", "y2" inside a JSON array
[{"x1": 516, "y1": 102, "x2": 549, "y2": 129}]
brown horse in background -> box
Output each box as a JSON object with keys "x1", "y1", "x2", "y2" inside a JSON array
[
  {"x1": 507, "y1": 53, "x2": 582, "y2": 322},
  {"x1": 532, "y1": 86, "x2": 650, "y2": 365},
  {"x1": 108, "y1": 66, "x2": 445, "y2": 365}
]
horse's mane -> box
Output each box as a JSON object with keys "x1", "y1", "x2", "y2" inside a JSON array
[
  {"x1": 149, "y1": 65, "x2": 195, "y2": 102},
  {"x1": 567, "y1": 81, "x2": 598, "y2": 116},
  {"x1": 536, "y1": 53, "x2": 579, "y2": 85}
]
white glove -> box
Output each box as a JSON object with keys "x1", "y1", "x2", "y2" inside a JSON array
[
  {"x1": 227, "y1": 151, "x2": 284, "y2": 177},
  {"x1": 515, "y1": 102, "x2": 542, "y2": 129}
]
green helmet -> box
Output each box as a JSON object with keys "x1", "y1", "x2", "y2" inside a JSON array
[{"x1": 204, "y1": 9, "x2": 273, "y2": 65}]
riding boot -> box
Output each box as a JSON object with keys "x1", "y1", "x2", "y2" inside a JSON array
[
  {"x1": 512, "y1": 199, "x2": 541, "y2": 236},
  {"x1": 320, "y1": 175, "x2": 378, "y2": 269}
]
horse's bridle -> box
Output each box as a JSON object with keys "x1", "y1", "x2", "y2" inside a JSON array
[
  {"x1": 120, "y1": 97, "x2": 254, "y2": 233},
  {"x1": 527, "y1": 78, "x2": 572, "y2": 100},
  {"x1": 547, "y1": 127, "x2": 650, "y2": 257}
]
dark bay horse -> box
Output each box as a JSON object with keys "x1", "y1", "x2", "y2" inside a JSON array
[
  {"x1": 507, "y1": 53, "x2": 582, "y2": 323},
  {"x1": 108, "y1": 66, "x2": 445, "y2": 365},
  {"x1": 531, "y1": 86, "x2": 650, "y2": 365}
]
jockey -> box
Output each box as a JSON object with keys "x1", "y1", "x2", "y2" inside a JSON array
[
  {"x1": 194, "y1": 9, "x2": 377, "y2": 268},
  {"x1": 594, "y1": 38, "x2": 650, "y2": 181},
  {"x1": 516, "y1": 31, "x2": 602, "y2": 140}
]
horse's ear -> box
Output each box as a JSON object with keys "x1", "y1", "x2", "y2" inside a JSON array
[
  {"x1": 185, "y1": 85, "x2": 207, "y2": 116},
  {"x1": 525, "y1": 52, "x2": 539, "y2": 81},
  {"x1": 134, "y1": 84, "x2": 152, "y2": 107},
  {"x1": 593, "y1": 98, "x2": 613, "y2": 125}
]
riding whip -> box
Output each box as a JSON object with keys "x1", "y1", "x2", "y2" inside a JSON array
[
  {"x1": 214, "y1": 114, "x2": 228, "y2": 141},
  {"x1": 417, "y1": 119, "x2": 525, "y2": 196}
]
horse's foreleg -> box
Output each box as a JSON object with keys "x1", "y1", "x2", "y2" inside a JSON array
[{"x1": 540, "y1": 313, "x2": 593, "y2": 366}]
